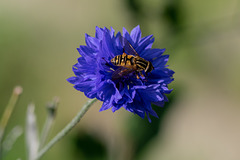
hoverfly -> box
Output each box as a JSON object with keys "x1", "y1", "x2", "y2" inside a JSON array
[{"x1": 110, "y1": 36, "x2": 154, "y2": 80}]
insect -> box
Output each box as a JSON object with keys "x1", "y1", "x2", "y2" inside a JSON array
[{"x1": 111, "y1": 36, "x2": 154, "y2": 80}]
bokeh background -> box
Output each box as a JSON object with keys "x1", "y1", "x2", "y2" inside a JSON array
[{"x1": 1, "y1": 0, "x2": 240, "y2": 160}]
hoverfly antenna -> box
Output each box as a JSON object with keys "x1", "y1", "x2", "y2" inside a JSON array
[
  {"x1": 102, "y1": 57, "x2": 111, "y2": 67},
  {"x1": 102, "y1": 57, "x2": 108, "y2": 62}
]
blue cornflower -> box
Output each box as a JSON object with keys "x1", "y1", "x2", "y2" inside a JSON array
[{"x1": 67, "y1": 25, "x2": 174, "y2": 122}]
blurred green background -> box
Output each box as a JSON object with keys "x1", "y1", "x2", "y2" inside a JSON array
[{"x1": 1, "y1": 0, "x2": 240, "y2": 160}]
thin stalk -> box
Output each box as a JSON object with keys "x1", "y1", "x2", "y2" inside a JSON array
[
  {"x1": 35, "y1": 98, "x2": 97, "y2": 160},
  {"x1": 39, "y1": 116, "x2": 54, "y2": 149},
  {"x1": 0, "y1": 86, "x2": 22, "y2": 157},
  {"x1": 39, "y1": 97, "x2": 59, "y2": 149}
]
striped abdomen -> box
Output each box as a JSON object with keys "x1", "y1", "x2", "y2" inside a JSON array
[
  {"x1": 111, "y1": 53, "x2": 136, "y2": 69},
  {"x1": 135, "y1": 57, "x2": 154, "y2": 73}
]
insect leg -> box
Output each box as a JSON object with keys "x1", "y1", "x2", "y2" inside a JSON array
[
  {"x1": 139, "y1": 71, "x2": 145, "y2": 78},
  {"x1": 135, "y1": 72, "x2": 140, "y2": 79}
]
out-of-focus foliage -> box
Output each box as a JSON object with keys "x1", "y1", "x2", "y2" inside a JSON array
[{"x1": 71, "y1": 131, "x2": 107, "y2": 160}]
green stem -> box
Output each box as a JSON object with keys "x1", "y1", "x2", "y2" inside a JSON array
[
  {"x1": 39, "y1": 97, "x2": 59, "y2": 149},
  {"x1": 0, "y1": 86, "x2": 22, "y2": 158},
  {"x1": 35, "y1": 98, "x2": 97, "y2": 160},
  {"x1": 39, "y1": 116, "x2": 54, "y2": 149}
]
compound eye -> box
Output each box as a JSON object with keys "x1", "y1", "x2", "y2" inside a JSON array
[{"x1": 111, "y1": 58, "x2": 114, "y2": 63}]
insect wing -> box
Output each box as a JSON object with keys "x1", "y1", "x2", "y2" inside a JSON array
[
  {"x1": 119, "y1": 35, "x2": 139, "y2": 56},
  {"x1": 112, "y1": 67, "x2": 133, "y2": 80}
]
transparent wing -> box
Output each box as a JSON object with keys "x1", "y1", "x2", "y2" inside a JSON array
[
  {"x1": 112, "y1": 67, "x2": 134, "y2": 80},
  {"x1": 119, "y1": 35, "x2": 139, "y2": 56}
]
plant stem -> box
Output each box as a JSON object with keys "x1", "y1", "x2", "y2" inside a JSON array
[
  {"x1": 35, "y1": 98, "x2": 97, "y2": 160},
  {"x1": 0, "y1": 86, "x2": 22, "y2": 158},
  {"x1": 39, "y1": 116, "x2": 54, "y2": 149},
  {"x1": 39, "y1": 97, "x2": 59, "y2": 149}
]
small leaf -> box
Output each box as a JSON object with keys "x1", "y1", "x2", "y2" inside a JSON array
[{"x1": 3, "y1": 126, "x2": 23, "y2": 153}]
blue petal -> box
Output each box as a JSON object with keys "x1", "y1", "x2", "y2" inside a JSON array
[
  {"x1": 85, "y1": 33, "x2": 100, "y2": 49},
  {"x1": 126, "y1": 103, "x2": 145, "y2": 119},
  {"x1": 130, "y1": 25, "x2": 141, "y2": 44},
  {"x1": 74, "y1": 81, "x2": 94, "y2": 95},
  {"x1": 149, "y1": 109, "x2": 158, "y2": 118},
  {"x1": 152, "y1": 101, "x2": 165, "y2": 107},
  {"x1": 136, "y1": 35, "x2": 154, "y2": 54},
  {"x1": 100, "y1": 101, "x2": 112, "y2": 111},
  {"x1": 67, "y1": 76, "x2": 82, "y2": 85},
  {"x1": 151, "y1": 68, "x2": 173, "y2": 79},
  {"x1": 147, "y1": 109, "x2": 159, "y2": 123},
  {"x1": 147, "y1": 113, "x2": 152, "y2": 122},
  {"x1": 135, "y1": 85, "x2": 165, "y2": 102},
  {"x1": 112, "y1": 104, "x2": 125, "y2": 112},
  {"x1": 78, "y1": 45, "x2": 96, "y2": 56},
  {"x1": 97, "y1": 80, "x2": 122, "y2": 104},
  {"x1": 134, "y1": 109, "x2": 145, "y2": 119},
  {"x1": 121, "y1": 84, "x2": 135, "y2": 102},
  {"x1": 110, "y1": 27, "x2": 115, "y2": 38},
  {"x1": 72, "y1": 63, "x2": 82, "y2": 76},
  {"x1": 122, "y1": 27, "x2": 130, "y2": 39},
  {"x1": 152, "y1": 55, "x2": 169, "y2": 69},
  {"x1": 74, "y1": 58, "x2": 96, "y2": 76},
  {"x1": 77, "y1": 46, "x2": 96, "y2": 63},
  {"x1": 95, "y1": 26, "x2": 104, "y2": 40},
  {"x1": 122, "y1": 27, "x2": 134, "y2": 47},
  {"x1": 111, "y1": 84, "x2": 136, "y2": 112},
  {"x1": 99, "y1": 31, "x2": 115, "y2": 59},
  {"x1": 141, "y1": 48, "x2": 166, "y2": 60},
  {"x1": 112, "y1": 32, "x2": 124, "y2": 56},
  {"x1": 163, "y1": 68, "x2": 175, "y2": 77},
  {"x1": 150, "y1": 68, "x2": 174, "y2": 83}
]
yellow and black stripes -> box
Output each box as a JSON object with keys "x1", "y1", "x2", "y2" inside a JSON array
[
  {"x1": 112, "y1": 53, "x2": 134, "y2": 67},
  {"x1": 135, "y1": 57, "x2": 153, "y2": 73},
  {"x1": 136, "y1": 58, "x2": 147, "y2": 70}
]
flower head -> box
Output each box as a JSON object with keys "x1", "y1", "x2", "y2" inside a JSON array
[{"x1": 67, "y1": 25, "x2": 174, "y2": 122}]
